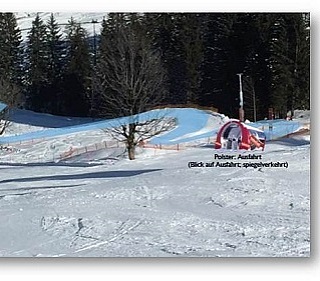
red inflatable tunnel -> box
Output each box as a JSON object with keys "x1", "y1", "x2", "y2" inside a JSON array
[{"x1": 215, "y1": 120, "x2": 266, "y2": 150}]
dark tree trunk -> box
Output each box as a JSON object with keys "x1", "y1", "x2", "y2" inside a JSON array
[
  {"x1": 127, "y1": 145, "x2": 135, "y2": 160},
  {"x1": 126, "y1": 123, "x2": 136, "y2": 160}
]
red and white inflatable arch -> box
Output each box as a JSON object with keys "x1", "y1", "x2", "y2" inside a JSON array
[{"x1": 215, "y1": 120, "x2": 266, "y2": 150}]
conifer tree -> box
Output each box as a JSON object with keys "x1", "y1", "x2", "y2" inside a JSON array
[
  {"x1": 90, "y1": 14, "x2": 126, "y2": 116},
  {"x1": 178, "y1": 13, "x2": 205, "y2": 104},
  {"x1": 25, "y1": 13, "x2": 50, "y2": 112},
  {"x1": 200, "y1": 13, "x2": 309, "y2": 120},
  {"x1": 46, "y1": 13, "x2": 65, "y2": 83},
  {"x1": 284, "y1": 13, "x2": 310, "y2": 112},
  {"x1": 200, "y1": 13, "x2": 238, "y2": 116},
  {"x1": 269, "y1": 15, "x2": 292, "y2": 118},
  {"x1": 62, "y1": 18, "x2": 91, "y2": 116},
  {"x1": 0, "y1": 12, "x2": 23, "y2": 107},
  {"x1": 143, "y1": 13, "x2": 187, "y2": 105},
  {"x1": 242, "y1": 14, "x2": 275, "y2": 120},
  {"x1": 269, "y1": 13, "x2": 310, "y2": 117},
  {"x1": 0, "y1": 12, "x2": 309, "y2": 121},
  {"x1": 46, "y1": 13, "x2": 66, "y2": 114}
]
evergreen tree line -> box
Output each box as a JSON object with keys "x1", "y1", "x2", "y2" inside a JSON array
[{"x1": 0, "y1": 12, "x2": 310, "y2": 120}]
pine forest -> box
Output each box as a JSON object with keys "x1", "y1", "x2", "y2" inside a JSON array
[{"x1": 0, "y1": 12, "x2": 310, "y2": 121}]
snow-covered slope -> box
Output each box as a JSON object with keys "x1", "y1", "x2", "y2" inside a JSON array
[
  {"x1": 4, "y1": 108, "x2": 95, "y2": 137},
  {"x1": 16, "y1": 12, "x2": 107, "y2": 39},
  {"x1": 1, "y1": 108, "x2": 223, "y2": 146},
  {"x1": 1, "y1": 107, "x2": 302, "y2": 147},
  {"x1": 0, "y1": 108, "x2": 310, "y2": 257},
  {"x1": 0, "y1": 137, "x2": 310, "y2": 257},
  {"x1": 0, "y1": 107, "x2": 308, "y2": 164}
]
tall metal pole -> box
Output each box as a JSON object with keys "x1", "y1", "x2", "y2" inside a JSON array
[
  {"x1": 237, "y1": 73, "x2": 244, "y2": 122},
  {"x1": 92, "y1": 19, "x2": 98, "y2": 67},
  {"x1": 252, "y1": 86, "x2": 257, "y2": 122},
  {"x1": 90, "y1": 19, "x2": 98, "y2": 117}
]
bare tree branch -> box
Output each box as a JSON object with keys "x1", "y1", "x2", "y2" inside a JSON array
[
  {"x1": 104, "y1": 115, "x2": 176, "y2": 147},
  {"x1": 0, "y1": 77, "x2": 23, "y2": 108},
  {"x1": 0, "y1": 109, "x2": 10, "y2": 136}
]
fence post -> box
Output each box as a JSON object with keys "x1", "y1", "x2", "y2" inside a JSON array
[{"x1": 269, "y1": 123, "x2": 273, "y2": 140}]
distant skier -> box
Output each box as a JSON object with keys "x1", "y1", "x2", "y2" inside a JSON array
[
  {"x1": 232, "y1": 137, "x2": 238, "y2": 150},
  {"x1": 227, "y1": 138, "x2": 232, "y2": 149}
]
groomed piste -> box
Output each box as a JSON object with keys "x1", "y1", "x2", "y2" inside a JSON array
[{"x1": 1, "y1": 107, "x2": 302, "y2": 146}]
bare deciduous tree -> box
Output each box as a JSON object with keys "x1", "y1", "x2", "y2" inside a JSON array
[
  {"x1": 97, "y1": 17, "x2": 169, "y2": 160},
  {"x1": 0, "y1": 78, "x2": 22, "y2": 136},
  {"x1": 0, "y1": 108, "x2": 10, "y2": 136},
  {"x1": 0, "y1": 77, "x2": 22, "y2": 107},
  {"x1": 243, "y1": 75, "x2": 258, "y2": 122},
  {"x1": 106, "y1": 116, "x2": 176, "y2": 160}
]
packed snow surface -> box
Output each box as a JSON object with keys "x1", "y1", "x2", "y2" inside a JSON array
[{"x1": 0, "y1": 108, "x2": 310, "y2": 257}]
